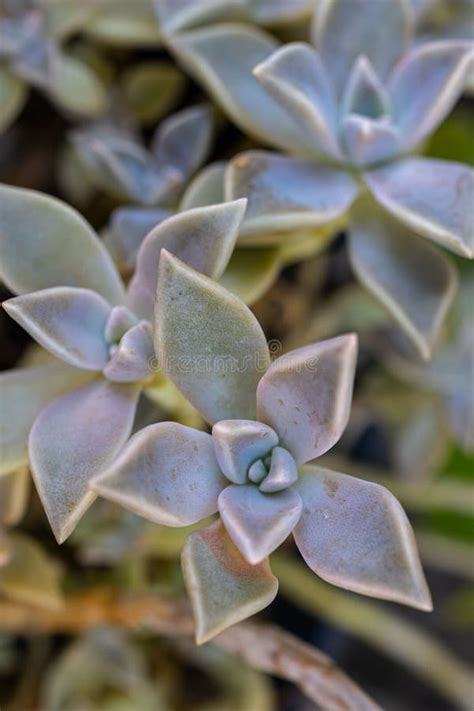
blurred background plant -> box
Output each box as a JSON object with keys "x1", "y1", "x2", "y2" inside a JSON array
[{"x1": 0, "y1": 1, "x2": 473, "y2": 709}]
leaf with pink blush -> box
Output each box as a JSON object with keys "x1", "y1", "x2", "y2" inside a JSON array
[
  {"x1": 212, "y1": 419, "x2": 279, "y2": 484},
  {"x1": 127, "y1": 200, "x2": 246, "y2": 320},
  {"x1": 103, "y1": 321, "x2": 154, "y2": 383},
  {"x1": 29, "y1": 379, "x2": 140, "y2": 543},
  {"x1": 389, "y1": 41, "x2": 474, "y2": 150},
  {"x1": 294, "y1": 465, "x2": 432, "y2": 611},
  {"x1": 155, "y1": 251, "x2": 270, "y2": 424},
  {"x1": 218, "y1": 484, "x2": 302, "y2": 564},
  {"x1": 3, "y1": 287, "x2": 112, "y2": 370},
  {"x1": 256, "y1": 334, "x2": 358, "y2": 464},
  {"x1": 0, "y1": 363, "x2": 93, "y2": 475},
  {"x1": 182, "y1": 519, "x2": 278, "y2": 644},
  {"x1": 90, "y1": 422, "x2": 226, "y2": 526},
  {"x1": 0, "y1": 184, "x2": 125, "y2": 304}
]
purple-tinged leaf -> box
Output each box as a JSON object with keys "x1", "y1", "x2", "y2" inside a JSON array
[
  {"x1": 155, "y1": 251, "x2": 270, "y2": 424},
  {"x1": 182, "y1": 519, "x2": 278, "y2": 643},
  {"x1": 389, "y1": 41, "x2": 474, "y2": 149},
  {"x1": 248, "y1": 458, "x2": 267, "y2": 483},
  {"x1": 366, "y1": 158, "x2": 474, "y2": 258},
  {"x1": 180, "y1": 161, "x2": 226, "y2": 210},
  {"x1": 0, "y1": 363, "x2": 93, "y2": 475},
  {"x1": 312, "y1": 0, "x2": 411, "y2": 96},
  {"x1": 103, "y1": 321, "x2": 154, "y2": 382},
  {"x1": 340, "y1": 56, "x2": 391, "y2": 118},
  {"x1": 4, "y1": 287, "x2": 112, "y2": 370},
  {"x1": 155, "y1": 0, "x2": 245, "y2": 34},
  {"x1": 0, "y1": 184, "x2": 125, "y2": 304},
  {"x1": 128, "y1": 200, "x2": 246, "y2": 320},
  {"x1": 212, "y1": 419, "x2": 278, "y2": 484},
  {"x1": 105, "y1": 206, "x2": 173, "y2": 274},
  {"x1": 29, "y1": 379, "x2": 140, "y2": 543},
  {"x1": 226, "y1": 151, "x2": 358, "y2": 235},
  {"x1": 341, "y1": 114, "x2": 401, "y2": 166},
  {"x1": 218, "y1": 484, "x2": 302, "y2": 564},
  {"x1": 90, "y1": 422, "x2": 226, "y2": 526},
  {"x1": 104, "y1": 306, "x2": 138, "y2": 344},
  {"x1": 294, "y1": 465, "x2": 432, "y2": 610},
  {"x1": 349, "y1": 199, "x2": 457, "y2": 360},
  {"x1": 259, "y1": 446, "x2": 298, "y2": 493},
  {"x1": 169, "y1": 24, "x2": 315, "y2": 153},
  {"x1": 253, "y1": 42, "x2": 341, "y2": 159},
  {"x1": 257, "y1": 335, "x2": 358, "y2": 464}
]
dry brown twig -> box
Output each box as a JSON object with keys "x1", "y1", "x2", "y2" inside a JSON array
[{"x1": 0, "y1": 589, "x2": 380, "y2": 711}]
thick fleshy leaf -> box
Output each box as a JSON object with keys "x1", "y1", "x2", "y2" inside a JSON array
[
  {"x1": 4, "y1": 287, "x2": 112, "y2": 370},
  {"x1": 49, "y1": 53, "x2": 107, "y2": 117},
  {"x1": 341, "y1": 114, "x2": 401, "y2": 166},
  {"x1": 389, "y1": 41, "x2": 474, "y2": 149},
  {"x1": 0, "y1": 363, "x2": 93, "y2": 475},
  {"x1": 169, "y1": 24, "x2": 314, "y2": 153},
  {"x1": 128, "y1": 200, "x2": 246, "y2": 320},
  {"x1": 226, "y1": 151, "x2": 358, "y2": 235},
  {"x1": 219, "y1": 247, "x2": 281, "y2": 305},
  {"x1": 0, "y1": 532, "x2": 63, "y2": 609},
  {"x1": 156, "y1": 0, "x2": 245, "y2": 33},
  {"x1": 84, "y1": 0, "x2": 162, "y2": 46},
  {"x1": 248, "y1": 459, "x2": 267, "y2": 483},
  {"x1": 103, "y1": 321, "x2": 154, "y2": 382},
  {"x1": 212, "y1": 419, "x2": 279, "y2": 484},
  {"x1": 0, "y1": 467, "x2": 30, "y2": 527},
  {"x1": 151, "y1": 104, "x2": 213, "y2": 186},
  {"x1": 0, "y1": 184, "x2": 125, "y2": 304},
  {"x1": 340, "y1": 56, "x2": 391, "y2": 119},
  {"x1": 105, "y1": 206, "x2": 173, "y2": 274},
  {"x1": 104, "y1": 306, "x2": 138, "y2": 343},
  {"x1": 349, "y1": 200, "x2": 457, "y2": 359},
  {"x1": 182, "y1": 519, "x2": 278, "y2": 643},
  {"x1": 155, "y1": 251, "x2": 271, "y2": 424},
  {"x1": 259, "y1": 446, "x2": 298, "y2": 493},
  {"x1": 90, "y1": 422, "x2": 225, "y2": 525},
  {"x1": 312, "y1": 0, "x2": 411, "y2": 96},
  {"x1": 248, "y1": 0, "x2": 313, "y2": 24},
  {"x1": 29, "y1": 379, "x2": 140, "y2": 543},
  {"x1": 218, "y1": 484, "x2": 302, "y2": 564},
  {"x1": 253, "y1": 42, "x2": 340, "y2": 159},
  {"x1": 366, "y1": 158, "x2": 474, "y2": 258},
  {"x1": 180, "y1": 161, "x2": 226, "y2": 210},
  {"x1": 257, "y1": 335, "x2": 358, "y2": 464},
  {"x1": 121, "y1": 61, "x2": 186, "y2": 125},
  {"x1": 294, "y1": 466, "x2": 432, "y2": 610},
  {"x1": 0, "y1": 68, "x2": 27, "y2": 133}
]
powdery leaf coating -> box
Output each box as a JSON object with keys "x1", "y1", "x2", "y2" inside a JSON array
[
  {"x1": 3, "y1": 287, "x2": 112, "y2": 370},
  {"x1": 29, "y1": 379, "x2": 140, "y2": 544},
  {"x1": 313, "y1": 0, "x2": 411, "y2": 96},
  {"x1": 182, "y1": 519, "x2": 278, "y2": 644},
  {"x1": 349, "y1": 200, "x2": 457, "y2": 360},
  {"x1": 256, "y1": 334, "x2": 358, "y2": 464},
  {"x1": 212, "y1": 419, "x2": 279, "y2": 484},
  {"x1": 105, "y1": 207, "x2": 173, "y2": 274},
  {"x1": 389, "y1": 41, "x2": 474, "y2": 150},
  {"x1": 155, "y1": 251, "x2": 271, "y2": 424},
  {"x1": 0, "y1": 363, "x2": 93, "y2": 475},
  {"x1": 365, "y1": 158, "x2": 474, "y2": 258},
  {"x1": 340, "y1": 56, "x2": 391, "y2": 119},
  {"x1": 218, "y1": 484, "x2": 303, "y2": 564},
  {"x1": 226, "y1": 151, "x2": 358, "y2": 235},
  {"x1": 180, "y1": 161, "x2": 226, "y2": 210},
  {"x1": 90, "y1": 422, "x2": 226, "y2": 526},
  {"x1": 128, "y1": 200, "x2": 246, "y2": 320},
  {"x1": 253, "y1": 43, "x2": 340, "y2": 159},
  {"x1": 0, "y1": 184, "x2": 125, "y2": 304},
  {"x1": 103, "y1": 321, "x2": 155, "y2": 383},
  {"x1": 341, "y1": 115, "x2": 401, "y2": 167},
  {"x1": 294, "y1": 466, "x2": 433, "y2": 611},
  {"x1": 104, "y1": 306, "x2": 138, "y2": 344},
  {"x1": 259, "y1": 446, "x2": 298, "y2": 493},
  {"x1": 156, "y1": 0, "x2": 244, "y2": 34},
  {"x1": 169, "y1": 24, "x2": 314, "y2": 153}
]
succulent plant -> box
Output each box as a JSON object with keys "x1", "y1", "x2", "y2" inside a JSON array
[
  {"x1": 90, "y1": 251, "x2": 432, "y2": 643},
  {"x1": 69, "y1": 104, "x2": 214, "y2": 274},
  {"x1": 169, "y1": 0, "x2": 474, "y2": 360},
  {"x1": 0, "y1": 182, "x2": 247, "y2": 543},
  {"x1": 0, "y1": 0, "x2": 107, "y2": 132}
]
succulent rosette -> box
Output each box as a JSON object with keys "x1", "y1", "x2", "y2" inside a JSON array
[
  {"x1": 168, "y1": 0, "x2": 474, "y2": 360},
  {"x1": 0, "y1": 0, "x2": 107, "y2": 132},
  {"x1": 0, "y1": 182, "x2": 247, "y2": 543},
  {"x1": 90, "y1": 251, "x2": 431, "y2": 643}
]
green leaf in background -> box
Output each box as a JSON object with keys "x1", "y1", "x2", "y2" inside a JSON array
[{"x1": 426, "y1": 108, "x2": 474, "y2": 166}]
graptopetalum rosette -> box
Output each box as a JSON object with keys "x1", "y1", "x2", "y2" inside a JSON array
[
  {"x1": 90, "y1": 251, "x2": 432, "y2": 644},
  {"x1": 0, "y1": 183, "x2": 246, "y2": 543},
  {"x1": 168, "y1": 0, "x2": 474, "y2": 360}
]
